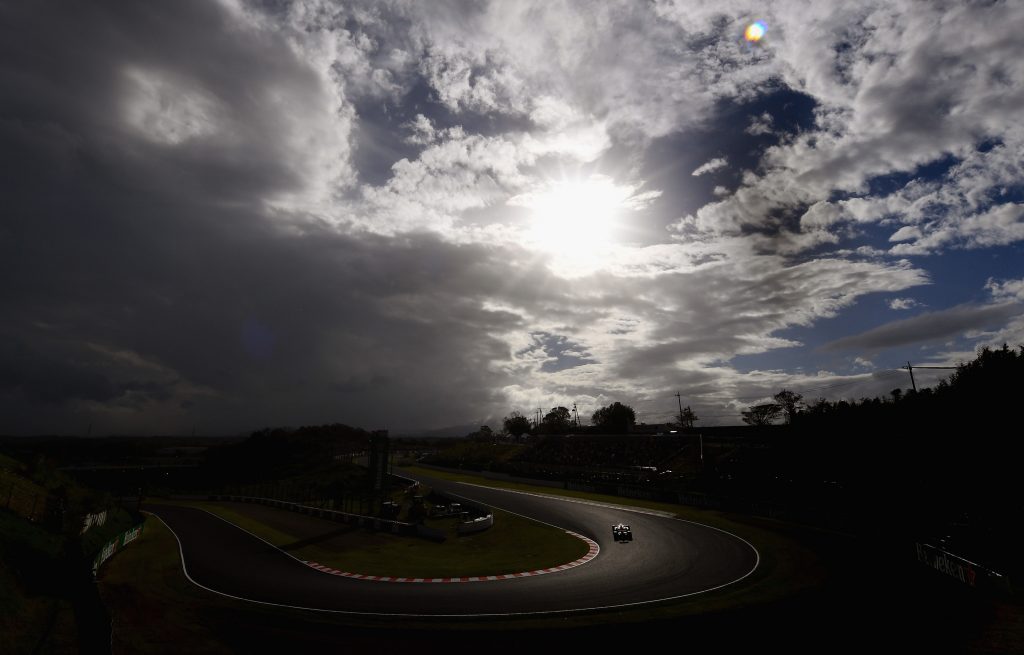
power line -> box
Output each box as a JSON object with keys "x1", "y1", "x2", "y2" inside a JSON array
[{"x1": 903, "y1": 361, "x2": 957, "y2": 393}]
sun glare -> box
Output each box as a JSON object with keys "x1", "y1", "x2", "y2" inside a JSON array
[
  {"x1": 744, "y1": 21, "x2": 767, "y2": 42},
  {"x1": 510, "y1": 175, "x2": 655, "y2": 274}
]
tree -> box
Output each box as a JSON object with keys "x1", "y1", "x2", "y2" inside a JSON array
[
  {"x1": 773, "y1": 389, "x2": 804, "y2": 424},
  {"x1": 503, "y1": 411, "x2": 531, "y2": 438},
  {"x1": 742, "y1": 403, "x2": 781, "y2": 426},
  {"x1": 679, "y1": 405, "x2": 699, "y2": 429},
  {"x1": 591, "y1": 402, "x2": 636, "y2": 433},
  {"x1": 541, "y1": 406, "x2": 573, "y2": 434}
]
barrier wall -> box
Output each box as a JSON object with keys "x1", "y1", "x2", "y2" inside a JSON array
[
  {"x1": 92, "y1": 521, "x2": 145, "y2": 576},
  {"x1": 915, "y1": 542, "x2": 1012, "y2": 593}
]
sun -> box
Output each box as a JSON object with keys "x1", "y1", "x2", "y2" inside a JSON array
[
  {"x1": 528, "y1": 178, "x2": 617, "y2": 251},
  {"x1": 509, "y1": 174, "x2": 655, "y2": 273}
]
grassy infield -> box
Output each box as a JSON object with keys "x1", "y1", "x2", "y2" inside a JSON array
[
  {"x1": 97, "y1": 463, "x2": 835, "y2": 650},
  {"x1": 164, "y1": 500, "x2": 589, "y2": 578}
]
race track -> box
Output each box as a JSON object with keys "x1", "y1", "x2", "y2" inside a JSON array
[{"x1": 144, "y1": 472, "x2": 758, "y2": 616}]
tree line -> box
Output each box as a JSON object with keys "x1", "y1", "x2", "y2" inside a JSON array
[
  {"x1": 496, "y1": 345, "x2": 1023, "y2": 435},
  {"x1": 498, "y1": 400, "x2": 699, "y2": 437}
]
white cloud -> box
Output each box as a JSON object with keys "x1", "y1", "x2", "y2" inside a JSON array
[
  {"x1": 745, "y1": 111, "x2": 774, "y2": 136},
  {"x1": 986, "y1": 277, "x2": 1024, "y2": 303},
  {"x1": 889, "y1": 226, "x2": 922, "y2": 243},
  {"x1": 692, "y1": 157, "x2": 729, "y2": 177},
  {"x1": 403, "y1": 114, "x2": 436, "y2": 145},
  {"x1": 888, "y1": 297, "x2": 919, "y2": 311}
]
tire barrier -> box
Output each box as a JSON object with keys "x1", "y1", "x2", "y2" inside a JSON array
[
  {"x1": 425, "y1": 489, "x2": 494, "y2": 536},
  {"x1": 456, "y1": 514, "x2": 493, "y2": 535}
]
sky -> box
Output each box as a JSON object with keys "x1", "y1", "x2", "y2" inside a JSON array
[{"x1": 2, "y1": 0, "x2": 1023, "y2": 435}]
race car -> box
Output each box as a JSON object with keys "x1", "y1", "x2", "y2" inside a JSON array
[{"x1": 612, "y1": 523, "x2": 633, "y2": 542}]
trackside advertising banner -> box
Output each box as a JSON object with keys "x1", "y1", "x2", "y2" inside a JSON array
[
  {"x1": 92, "y1": 522, "x2": 145, "y2": 576},
  {"x1": 915, "y1": 542, "x2": 1011, "y2": 593}
]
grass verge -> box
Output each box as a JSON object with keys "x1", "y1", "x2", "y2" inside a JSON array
[
  {"x1": 0, "y1": 510, "x2": 78, "y2": 654},
  {"x1": 159, "y1": 499, "x2": 588, "y2": 578}
]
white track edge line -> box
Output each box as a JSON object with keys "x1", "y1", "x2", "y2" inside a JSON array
[{"x1": 144, "y1": 488, "x2": 759, "y2": 618}]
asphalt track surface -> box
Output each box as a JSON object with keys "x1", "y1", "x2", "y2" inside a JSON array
[{"x1": 145, "y1": 473, "x2": 759, "y2": 616}]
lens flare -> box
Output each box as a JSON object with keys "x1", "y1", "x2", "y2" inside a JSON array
[{"x1": 744, "y1": 21, "x2": 766, "y2": 42}]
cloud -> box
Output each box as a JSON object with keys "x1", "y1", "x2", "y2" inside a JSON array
[
  {"x1": 692, "y1": 157, "x2": 729, "y2": 177},
  {"x1": 887, "y1": 298, "x2": 919, "y2": 311},
  {"x1": 2, "y1": 0, "x2": 1022, "y2": 433},
  {"x1": 659, "y1": 1, "x2": 1024, "y2": 257},
  {"x1": 745, "y1": 112, "x2": 774, "y2": 136},
  {"x1": 986, "y1": 277, "x2": 1024, "y2": 303},
  {"x1": 822, "y1": 303, "x2": 1024, "y2": 353}
]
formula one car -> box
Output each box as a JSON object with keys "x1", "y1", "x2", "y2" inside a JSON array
[{"x1": 612, "y1": 523, "x2": 633, "y2": 542}]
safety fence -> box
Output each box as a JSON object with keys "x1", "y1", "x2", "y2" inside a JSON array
[{"x1": 92, "y1": 521, "x2": 145, "y2": 576}]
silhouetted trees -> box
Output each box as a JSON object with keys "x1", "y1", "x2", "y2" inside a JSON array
[
  {"x1": 503, "y1": 411, "x2": 531, "y2": 437},
  {"x1": 679, "y1": 406, "x2": 699, "y2": 429},
  {"x1": 772, "y1": 389, "x2": 804, "y2": 424},
  {"x1": 591, "y1": 402, "x2": 636, "y2": 433},
  {"x1": 741, "y1": 403, "x2": 781, "y2": 426},
  {"x1": 541, "y1": 406, "x2": 573, "y2": 434}
]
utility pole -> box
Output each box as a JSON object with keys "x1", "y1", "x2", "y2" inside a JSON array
[
  {"x1": 572, "y1": 403, "x2": 580, "y2": 427},
  {"x1": 674, "y1": 392, "x2": 685, "y2": 428},
  {"x1": 904, "y1": 362, "x2": 957, "y2": 393}
]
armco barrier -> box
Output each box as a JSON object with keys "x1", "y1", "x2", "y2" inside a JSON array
[{"x1": 92, "y1": 521, "x2": 145, "y2": 576}]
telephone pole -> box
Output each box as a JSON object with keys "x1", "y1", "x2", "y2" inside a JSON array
[
  {"x1": 674, "y1": 392, "x2": 685, "y2": 428},
  {"x1": 904, "y1": 361, "x2": 956, "y2": 393},
  {"x1": 572, "y1": 403, "x2": 580, "y2": 427}
]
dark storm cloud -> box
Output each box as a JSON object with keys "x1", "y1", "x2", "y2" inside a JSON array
[
  {"x1": 821, "y1": 303, "x2": 1023, "y2": 353},
  {"x1": 0, "y1": 0, "x2": 547, "y2": 434}
]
